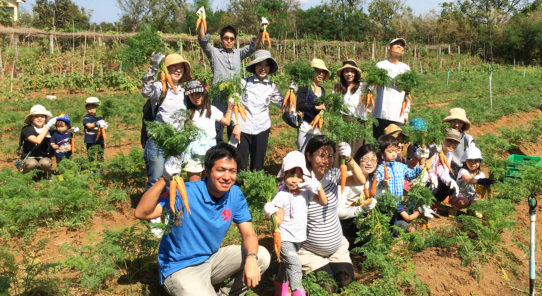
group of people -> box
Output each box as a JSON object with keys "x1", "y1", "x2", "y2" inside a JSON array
[
  {"x1": 16, "y1": 14, "x2": 494, "y2": 295},
  {"x1": 18, "y1": 97, "x2": 108, "y2": 176}
]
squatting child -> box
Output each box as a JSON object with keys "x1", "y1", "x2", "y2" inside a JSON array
[
  {"x1": 452, "y1": 146, "x2": 493, "y2": 212},
  {"x1": 264, "y1": 151, "x2": 327, "y2": 296}
]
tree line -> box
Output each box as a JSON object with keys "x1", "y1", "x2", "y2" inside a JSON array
[{"x1": 4, "y1": 0, "x2": 542, "y2": 64}]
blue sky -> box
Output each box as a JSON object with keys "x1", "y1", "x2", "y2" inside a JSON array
[{"x1": 19, "y1": 0, "x2": 443, "y2": 24}]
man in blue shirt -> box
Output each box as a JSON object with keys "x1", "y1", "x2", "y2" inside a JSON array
[{"x1": 135, "y1": 144, "x2": 270, "y2": 295}]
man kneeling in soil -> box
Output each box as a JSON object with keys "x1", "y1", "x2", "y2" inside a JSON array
[{"x1": 135, "y1": 143, "x2": 270, "y2": 295}]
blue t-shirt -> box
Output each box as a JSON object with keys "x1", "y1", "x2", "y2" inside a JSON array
[
  {"x1": 50, "y1": 131, "x2": 73, "y2": 158},
  {"x1": 83, "y1": 114, "x2": 103, "y2": 144},
  {"x1": 157, "y1": 179, "x2": 252, "y2": 284}
]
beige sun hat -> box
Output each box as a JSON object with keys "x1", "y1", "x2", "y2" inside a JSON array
[
  {"x1": 444, "y1": 128, "x2": 461, "y2": 143},
  {"x1": 310, "y1": 58, "x2": 330, "y2": 80},
  {"x1": 277, "y1": 151, "x2": 311, "y2": 178},
  {"x1": 24, "y1": 104, "x2": 52, "y2": 125},
  {"x1": 442, "y1": 107, "x2": 471, "y2": 131},
  {"x1": 164, "y1": 53, "x2": 192, "y2": 83},
  {"x1": 337, "y1": 60, "x2": 362, "y2": 79},
  {"x1": 384, "y1": 124, "x2": 405, "y2": 139}
]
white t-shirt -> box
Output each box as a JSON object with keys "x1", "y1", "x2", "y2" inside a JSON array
[
  {"x1": 270, "y1": 190, "x2": 314, "y2": 243},
  {"x1": 457, "y1": 168, "x2": 485, "y2": 199},
  {"x1": 339, "y1": 176, "x2": 386, "y2": 220},
  {"x1": 184, "y1": 106, "x2": 223, "y2": 159},
  {"x1": 372, "y1": 60, "x2": 410, "y2": 123},
  {"x1": 340, "y1": 82, "x2": 370, "y2": 120}
]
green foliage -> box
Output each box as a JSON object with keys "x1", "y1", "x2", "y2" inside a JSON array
[
  {"x1": 394, "y1": 70, "x2": 420, "y2": 92},
  {"x1": 32, "y1": 0, "x2": 91, "y2": 30},
  {"x1": 364, "y1": 65, "x2": 391, "y2": 90},
  {"x1": 404, "y1": 181, "x2": 436, "y2": 212},
  {"x1": 121, "y1": 24, "x2": 166, "y2": 72},
  {"x1": 301, "y1": 271, "x2": 338, "y2": 295},
  {"x1": 284, "y1": 59, "x2": 314, "y2": 87},
  {"x1": 0, "y1": 1, "x2": 12, "y2": 26},
  {"x1": 145, "y1": 112, "x2": 202, "y2": 158},
  {"x1": 237, "y1": 170, "x2": 278, "y2": 221},
  {"x1": 208, "y1": 75, "x2": 244, "y2": 104},
  {"x1": 403, "y1": 110, "x2": 446, "y2": 146}
]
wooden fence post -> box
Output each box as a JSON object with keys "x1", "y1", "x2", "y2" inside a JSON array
[
  {"x1": 371, "y1": 40, "x2": 375, "y2": 61},
  {"x1": 13, "y1": 33, "x2": 18, "y2": 60}
]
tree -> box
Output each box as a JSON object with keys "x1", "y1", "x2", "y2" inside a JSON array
[
  {"x1": 117, "y1": 0, "x2": 157, "y2": 32},
  {"x1": 31, "y1": 0, "x2": 91, "y2": 30},
  {"x1": 368, "y1": 0, "x2": 410, "y2": 41}
]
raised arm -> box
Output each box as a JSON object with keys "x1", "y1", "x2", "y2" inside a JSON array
[
  {"x1": 141, "y1": 53, "x2": 165, "y2": 103},
  {"x1": 27, "y1": 117, "x2": 56, "y2": 145}
]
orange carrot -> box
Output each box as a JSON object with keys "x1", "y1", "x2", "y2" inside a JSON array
[
  {"x1": 369, "y1": 175, "x2": 377, "y2": 196},
  {"x1": 100, "y1": 128, "x2": 106, "y2": 148},
  {"x1": 318, "y1": 116, "x2": 324, "y2": 130},
  {"x1": 360, "y1": 198, "x2": 374, "y2": 207},
  {"x1": 290, "y1": 91, "x2": 297, "y2": 111},
  {"x1": 233, "y1": 105, "x2": 240, "y2": 124},
  {"x1": 238, "y1": 105, "x2": 247, "y2": 122},
  {"x1": 420, "y1": 157, "x2": 426, "y2": 168},
  {"x1": 170, "y1": 179, "x2": 177, "y2": 214},
  {"x1": 383, "y1": 162, "x2": 389, "y2": 180},
  {"x1": 358, "y1": 93, "x2": 366, "y2": 106},
  {"x1": 439, "y1": 151, "x2": 455, "y2": 177},
  {"x1": 310, "y1": 113, "x2": 320, "y2": 128},
  {"x1": 363, "y1": 185, "x2": 370, "y2": 198},
  {"x1": 273, "y1": 230, "x2": 281, "y2": 262},
  {"x1": 160, "y1": 71, "x2": 167, "y2": 93},
  {"x1": 71, "y1": 136, "x2": 75, "y2": 154},
  {"x1": 176, "y1": 175, "x2": 191, "y2": 214},
  {"x1": 265, "y1": 32, "x2": 271, "y2": 47},
  {"x1": 282, "y1": 91, "x2": 291, "y2": 114},
  {"x1": 340, "y1": 158, "x2": 347, "y2": 194},
  {"x1": 202, "y1": 18, "x2": 207, "y2": 32},
  {"x1": 400, "y1": 99, "x2": 407, "y2": 117}
]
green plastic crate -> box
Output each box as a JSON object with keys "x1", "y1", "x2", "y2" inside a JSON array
[{"x1": 504, "y1": 154, "x2": 542, "y2": 179}]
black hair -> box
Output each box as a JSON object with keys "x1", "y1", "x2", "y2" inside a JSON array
[
  {"x1": 185, "y1": 87, "x2": 212, "y2": 120},
  {"x1": 304, "y1": 135, "x2": 336, "y2": 170},
  {"x1": 377, "y1": 135, "x2": 399, "y2": 161},
  {"x1": 353, "y1": 144, "x2": 376, "y2": 164},
  {"x1": 204, "y1": 143, "x2": 241, "y2": 172},
  {"x1": 334, "y1": 63, "x2": 360, "y2": 95},
  {"x1": 220, "y1": 25, "x2": 237, "y2": 38}
]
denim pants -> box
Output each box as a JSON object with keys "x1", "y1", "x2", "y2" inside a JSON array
[{"x1": 143, "y1": 137, "x2": 165, "y2": 190}]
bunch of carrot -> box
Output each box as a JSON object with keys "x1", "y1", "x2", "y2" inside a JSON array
[
  {"x1": 309, "y1": 111, "x2": 324, "y2": 130},
  {"x1": 363, "y1": 175, "x2": 378, "y2": 200},
  {"x1": 261, "y1": 24, "x2": 271, "y2": 48},
  {"x1": 160, "y1": 63, "x2": 177, "y2": 95},
  {"x1": 437, "y1": 151, "x2": 454, "y2": 177},
  {"x1": 71, "y1": 135, "x2": 75, "y2": 154},
  {"x1": 383, "y1": 162, "x2": 390, "y2": 188},
  {"x1": 96, "y1": 128, "x2": 106, "y2": 149},
  {"x1": 231, "y1": 94, "x2": 248, "y2": 123},
  {"x1": 358, "y1": 92, "x2": 375, "y2": 110},
  {"x1": 399, "y1": 93, "x2": 412, "y2": 118},
  {"x1": 282, "y1": 89, "x2": 297, "y2": 114},
  {"x1": 195, "y1": 9, "x2": 207, "y2": 32},
  {"x1": 169, "y1": 173, "x2": 191, "y2": 216}
]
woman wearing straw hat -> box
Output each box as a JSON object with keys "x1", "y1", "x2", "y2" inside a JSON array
[
  {"x1": 231, "y1": 49, "x2": 283, "y2": 171},
  {"x1": 442, "y1": 107, "x2": 475, "y2": 176},
  {"x1": 296, "y1": 58, "x2": 330, "y2": 153},
  {"x1": 142, "y1": 53, "x2": 193, "y2": 190},
  {"x1": 333, "y1": 60, "x2": 370, "y2": 166},
  {"x1": 18, "y1": 104, "x2": 57, "y2": 175}
]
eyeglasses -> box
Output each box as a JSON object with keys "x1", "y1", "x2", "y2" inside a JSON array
[
  {"x1": 360, "y1": 157, "x2": 378, "y2": 164},
  {"x1": 315, "y1": 153, "x2": 334, "y2": 161},
  {"x1": 222, "y1": 36, "x2": 235, "y2": 42}
]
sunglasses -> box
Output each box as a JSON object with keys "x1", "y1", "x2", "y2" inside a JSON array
[{"x1": 222, "y1": 36, "x2": 235, "y2": 42}]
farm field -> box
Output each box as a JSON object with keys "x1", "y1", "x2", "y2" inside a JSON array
[{"x1": 1, "y1": 39, "x2": 542, "y2": 296}]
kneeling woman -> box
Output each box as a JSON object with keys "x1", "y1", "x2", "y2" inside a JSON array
[
  {"x1": 19, "y1": 105, "x2": 57, "y2": 175},
  {"x1": 299, "y1": 136, "x2": 366, "y2": 291}
]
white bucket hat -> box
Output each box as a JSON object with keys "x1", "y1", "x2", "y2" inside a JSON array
[
  {"x1": 246, "y1": 50, "x2": 278, "y2": 75},
  {"x1": 24, "y1": 104, "x2": 52, "y2": 125},
  {"x1": 461, "y1": 146, "x2": 483, "y2": 163},
  {"x1": 85, "y1": 97, "x2": 101, "y2": 105},
  {"x1": 277, "y1": 151, "x2": 311, "y2": 178}
]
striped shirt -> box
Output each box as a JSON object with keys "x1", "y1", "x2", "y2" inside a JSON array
[
  {"x1": 376, "y1": 161, "x2": 421, "y2": 198},
  {"x1": 302, "y1": 168, "x2": 343, "y2": 256}
]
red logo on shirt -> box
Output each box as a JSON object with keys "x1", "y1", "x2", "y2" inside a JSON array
[{"x1": 221, "y1": 209, "x2": 232, "y2": 221}]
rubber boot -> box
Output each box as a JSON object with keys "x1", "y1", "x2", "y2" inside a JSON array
[
  {"x1": 291, "y1": 288, "x2": 307, "y2": 296},
  {"x1": 274, "y1": 281, "x2": 291, "y2": 296}
]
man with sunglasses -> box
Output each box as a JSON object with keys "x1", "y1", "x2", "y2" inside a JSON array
[{"x1": 197, "y1": 7, "x2": 264, "y2": 143}]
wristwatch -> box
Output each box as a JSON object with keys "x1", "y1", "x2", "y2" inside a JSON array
[{"x1": 247, "y1": 253, "x2": 258, "y2": 260}]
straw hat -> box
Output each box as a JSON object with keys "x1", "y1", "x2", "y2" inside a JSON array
[
  {"x1": 384, "y1": 124, "x2": 405, "y2": 138},
  {"x1": 246, "y1": 50, "x2": 278, "y2": 75},
  {"x1": 25, "y1": 104, "x2": 52, "y2": 125},
  {"x1": 164, "y1": 53, "x2": 192, "y2": 83},
  {"x1": 310, "y1": 58, "x2": 330, "y2": 80},
  {"x1": 442, "y1": 108, "x2": 471, "y2": 131},
  {"x1": 336, "y1": 60, "x2": 362, "y2": 79},
  {"x1": 444, "y1": 128, "x2": 461, "y2": 143},
  {"x1": 277, "y1": 151, "x2": 311, "y2": 178}
]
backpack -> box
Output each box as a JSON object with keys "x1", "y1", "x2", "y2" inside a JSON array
[{"x1": 141, "y1": 96, "x2": 166, "y2": 148}]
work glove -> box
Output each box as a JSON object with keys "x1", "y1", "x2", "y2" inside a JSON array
[
  {"x1": 298, "y1": 175, "x2": 322, "y2": 196},
  {"x1": 71, "y1": 126, "x2": 80, "y2": 134},
  {"x1": 418, "y1": 205, "x2": 436, "y2": 219},
  {"x1": 196, "y1": 6, "x2": 206, "y2": 19},
  {"x1": 46, "y1": 117, "x2": 57, "y2": 129},
  {"x1": 288, "y1": 81, "x2": 298, "y2": 92},
  {"x1": 96, "y1": 120, "x2": 108, "y2": 129},
  {"x1": 163, "y1": 156, "x2": 182, "y2": 182},
  {"x1": 338, "y1": 142, "x2": 352, "y2": 159},
  {"x1": 415, "y1": 147, "x2": 430, "y2": 160},
  {"x1": 362, "y1": 198, "x2": 378, "y2": 212},
  {"x1": 429, "y1": 173, "x2": 439, "y2": 191},
  {"x1": 264, "y1": 202, "x2": 278, "y2": 217},
  {"x1": 260, "y1": 17, "x2": 269, "y2": 32},
  {"x1": 448, "y1": 180, "x2": 460, "y2": 197},
  {"x1": 150, "y1": 52, "x2": 165, "y2": 72},
  {"x1": 477, "y1": 178, "x2": 493, "y2": 188}
]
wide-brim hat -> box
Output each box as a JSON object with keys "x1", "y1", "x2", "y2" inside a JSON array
[
  {"x1": 444, "y1": 128, "x2": 461, "y2": 143},
  {"x1": 164, "y1": 53, "x2": 192, "y2": 83},
  {"x1": 384, "y1": 124, "x2": 406, "y2": 138},
  {"x1": 337, "y1": 60, "x2": 362, "y2": 79},
  {"x1": 25, "y1": 104, "x2": 52, "y2": 125},
  {"x1": 310, "y1": 58, "x2": 330, "y2": 80},
  {"x1": 461, "y1": 146, "x2": 483, "y2": 163},
  {"x1": 277, "y1": 151, "x2": 311, "y2": 178},
  {"x1": 246, "y1": 50, "x2": 278, "y2": 75},
  {"x1": 442, "y1": 107, "x2": 471, "y2": 131},
  {"x1": 390, "y1": 38, "x2": 407, "y2": 47}
]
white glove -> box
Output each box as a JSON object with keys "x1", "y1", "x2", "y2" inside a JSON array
[
  {"x1": 449, "y1": 180, "x2": 460, "y2": 197},
  {"x1": 264, "y1": 202, "x2": 278, "y2": 217},
  {"x1": 163, "y1": 156, "x2": 182, "y2": 182},
  {"x1": 429, "y1": 174, "x2": 439, "y2": 191},
  {"x1": 260, "y1": 17, "x2": 269, "y2": 32},
  {"x1": 150, "y1": 52, "x2": 165, "y2": 71},
  {"x1": 196, "y1": 6, "x2": 206, "y2": 19},
  {"x1": 418, "y1": 205, "x2": 435, "y2": 219},
  {"x1": 363, "y1": 198, "x2": 378, "y2": 211},
  {"x1": 288, "y1": 81, "x2": 298, "y2": 92},
  {"x1": 46, "y1": 117, "x2": 57, "y2": 129},
  {"x1": 298, "y1": 175, "x2": 321, "y2": 196},
  {"x1": 338, "y1": 142, "x2": 352, "y2": 158},
  {"x1": 71, "y1": 126, "x2": 80, "y2": 134},
  {"x1": 415, "y1": 147, "x2": 430, "y2": 159},
  {"x1": 228, "y1": 97, "x2": 235, "y2": 105},
  {"x1": 96, "y1": 119, "x2": 105, "y2": 128}
]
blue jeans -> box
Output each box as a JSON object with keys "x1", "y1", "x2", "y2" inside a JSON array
[{"x1": 144, "y1": 137, "x2": 165, "y2": 190}]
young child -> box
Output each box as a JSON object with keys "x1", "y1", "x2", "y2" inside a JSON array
[
  {"x1": 83, "y1": 97, "x2": 107, "y2": 162},
  {"x1": 383, "y1": 123, "x2": 407, "y2": 164},
  {"x1": 50, "y1": 114, "x2": 74, "y2": 164},
  {"x1": 426, "y1": 129, "x2": 461, "y2": 202},
  {"x1": 442, "y1": 108, "x2": 476, "y2": 176},
  {"x1": 376, "y1": 135, "x2": 422, "y2": 235},
  {"x1": 452, "y1": 146, "x2": 492, "y2": 211},
  {"x1": 183, "y1": 79, "x2": 233, "y2": 181},
  {"x1": 264, "y1": 151, "x2": 327, "y2": 296},
  {"x1": 232, "y1": 49, "x2": 283, "y2": 170}
]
